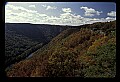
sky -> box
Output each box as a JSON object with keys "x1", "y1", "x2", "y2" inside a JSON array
[{"x1": 5, "y1": 2, "x2": 116, "y2": 26}]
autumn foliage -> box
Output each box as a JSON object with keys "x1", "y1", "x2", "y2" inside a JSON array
[{"x1": 6, "y1": 21, "x2": 116, "y2": 77}]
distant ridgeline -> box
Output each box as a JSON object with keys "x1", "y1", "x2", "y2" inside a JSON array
[
  {"x1": 6, "y1": 21, "x2": 116, "y2": 77},
  {"x1": 5, "y1": 23, "x2": 70, "y2": 42},
  {"x1": 5, "y1": 23, "x2": 69, "y2": 68}
]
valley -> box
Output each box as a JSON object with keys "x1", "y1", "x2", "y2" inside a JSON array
[
  {"x1": 5, "y1": 21, "x2": 116, "y2": 77},
  {"x1": 5, "y1": 23, "x2": 68, "y2": 68}
]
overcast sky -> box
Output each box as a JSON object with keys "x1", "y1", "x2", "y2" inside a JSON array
[{"x1": 5, "y1": 2, "x2": 116, "y2": 26}]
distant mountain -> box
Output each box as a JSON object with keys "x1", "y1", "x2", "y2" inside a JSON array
[
  {"x1": 6, "y1": 21, "x2": 116, "y2": 77},
  {"x1": 5, "y1": 23, "x2": 69, "y2": 43},
  {"x1": 5, "y1": 23, "x2": 69, "y2": 68}
]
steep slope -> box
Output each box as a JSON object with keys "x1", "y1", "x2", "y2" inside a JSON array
[
  {"x1": 5, "y1": 29, "x2": 43, "y2": 68},
  {"x1": 5, "y1": 23, "x2": 68, "y2": 68},
  {"x1": 5, "y1": 23, "x2": 68, "y2": 42},
  {"x1": 6, "y1": 21, "x2": 116, "y2": 77}
]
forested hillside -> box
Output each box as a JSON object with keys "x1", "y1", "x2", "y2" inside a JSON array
[
  {"x1": 5, "y1": 23, "x2": 68, "y2": 42},
  {"x1": 5, "y1": 29, "x2": 40, "y2": 68},
  {"x1": 5, "y1": 23, "x2": 68, "y2": 68},
  {"x1": 6, "y1": 21, "x2": 116, "y2": 77}
]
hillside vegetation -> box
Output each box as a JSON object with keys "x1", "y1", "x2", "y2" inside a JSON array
[
  {"x1": 5, "y1": 23, "x2": 68, "y2": 68},
  {"x1": 6, "y1": 21, "x2": 116, "y2": 77}
]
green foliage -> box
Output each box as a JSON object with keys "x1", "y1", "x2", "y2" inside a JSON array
[
  {"x1": 5, "y1": 30, "x2": 38, "y2": 67},
  {"x1": 6, "y1": 21, "x2": 116, "y2": 77},
  {"x1": 5, "y1": 23, "x2": 68, "y2": 68},
  {"x1": 84, "y1": 41, "x2": 116, "y2": 77},
  {"x1": 87, "y1": 36, "x2": 108, "y2": 55}
]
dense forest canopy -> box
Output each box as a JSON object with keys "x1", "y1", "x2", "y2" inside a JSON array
[
  {"x1": 5, "y1": 23, "x2": 68, "y2": 68},
  {"x1": 6, "y1": 21, "x2": 116, "y2": 77}
]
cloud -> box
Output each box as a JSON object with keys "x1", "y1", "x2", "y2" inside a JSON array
[
  {"x1": 60, "y1": 13, "x2": 83, "y2": 20},
  {"x1": 42, "y1": 4, "x2": 47, "y2": 7},
  {"x1": 59, "y1": 11, "x2": 115, "y2": 25},
  {"x1": 42, "y1": 5, "x2": 57, "y2": 10},
  {"x1": 106, "y1": 17, "x2": 116, "y2": 22},
  {"x1": 80, "y1": 6, "x2": 102, "y2": 17},
  {"x1": 46, "y1": 5, "x2": 57, "y2": 10},
  {"x1": 59, "y1": 12, "x2": 86, "y2": 25},
  {"x1": 5, "y1": 4, "x2": 116, "y2": 26},
  {"x1": 29, "y1": 5, "x2": 36, "y2": 8},
  {"x1": 107, "y1": 11, "x2": 116, "y2": 17},
  {"x1": 5, "y1": 4, "x2": 48, "y2": 23},
  {"x1": 7, "y1": 4, "x2": 37, "y2": 13},
  {"x1": 62, "y1": 8, "x2": 72, "y2": 13}
]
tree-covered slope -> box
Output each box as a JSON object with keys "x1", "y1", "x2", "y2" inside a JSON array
[
  {"x1": 6, "y1": 21, "x2": 116, "y2": 77},
  {"x1": 5, "y1": 23, "x2": 68, "y2": 68},
  {"x1": 5, "y1": 23, "x2": 68, "y2": 42},
  {"x1": 5, "y1": 29, "x2": 43, "y2": 68}
]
